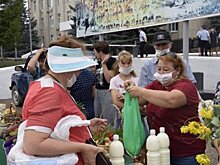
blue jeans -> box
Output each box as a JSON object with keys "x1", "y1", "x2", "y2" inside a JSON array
[{"x1": 171, "y1": 156, "x2": 199, "y2": 165}]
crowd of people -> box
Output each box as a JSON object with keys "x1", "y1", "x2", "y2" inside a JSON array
[
  {"x1": 197, "y1": 25, "x2": 220, "y2": 56},
  {"x1": 11, "y1": 31, "x2": 218, "y2": 164}
]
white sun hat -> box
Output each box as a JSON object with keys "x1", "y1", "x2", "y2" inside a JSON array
[{"x1": 47, "y1": 46, "x2": 97, "y2": 73}]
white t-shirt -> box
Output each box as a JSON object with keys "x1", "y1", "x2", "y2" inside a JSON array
[
  {"x1": 139, "y1": 30, "x2": 147, "y2": 42},
  {"x1": 109, "y1": 74, "x2": 139, "y2": 95}
]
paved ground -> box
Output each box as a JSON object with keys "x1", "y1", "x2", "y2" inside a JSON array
[{"x1": 0, "y1": 98, "x2": 219, "y2": 164}]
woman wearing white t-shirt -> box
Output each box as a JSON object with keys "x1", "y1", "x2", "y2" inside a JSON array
[{"x1": 109, "y1": 50, "x2": 139, "y2": 110}]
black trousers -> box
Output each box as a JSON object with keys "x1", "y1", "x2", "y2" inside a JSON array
[
  {"x1": 139, "y1": 42, "x2": 147, "y2": 58},
  {"x1": 200, "y1": 40, "x2": 209, "y2": 56}
]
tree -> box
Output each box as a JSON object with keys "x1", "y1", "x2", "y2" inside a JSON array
[
  {"x1": 19, "y1": 2, "x2": 40, "y2": 53},
  {"x1": 0, "y1": 0, "x2": 23, "y2": 51},
  {"x1": 208, "y1": 16, "x2": 220, "y2": 32},
  {"x1": 0, "y1": 0, "x2": 40, "y2": 56}
]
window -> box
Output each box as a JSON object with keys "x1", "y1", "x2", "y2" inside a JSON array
[
  {"x1": 50, "y1": 0, "x2": 53, "y2": 8},
  {"x1": 169, "y1": 22, "x2": 178, "y2": 32},
  {"x1": 50, "y1": 35, "x2": 54, "y2": 41},
  {"x1": 40, "y1": 0, "x2": 43, "y2": 9},
  {"x1": 41, "y1": 29, "x2": 44, "y2": 36},
  {"x1": 57, "y1": 14, "x2": 61, "y2": 24},
  {"x1": 47, "y1": 0, "x2": 52, "y2": 7},
  {"x1": 41, "y1": 37, "x2": 44, "y2": 45},
  {"x1": 67, "y1": 11, "x2": 72, "y2": 21},
  {"x1": 33, "y1": 0, "x2": 36, "y2": 11},
  {"x1": 50, "y1": 15, "x2": 54, "y2": 27},
  {"x1": 41, "y1": 18, "x2": 44, "y2": 28}
]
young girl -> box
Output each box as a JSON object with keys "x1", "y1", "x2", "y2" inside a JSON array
[{"x1": 109, "y1": 50, "x2": 139, "y2": 110}]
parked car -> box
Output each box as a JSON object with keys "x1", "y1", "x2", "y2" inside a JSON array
[{"x1": 9, "y1": 55, "x2": 34, "y2": 106}]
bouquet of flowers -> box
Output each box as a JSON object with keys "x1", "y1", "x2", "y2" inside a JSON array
[{"x1": 180, "y1": 99, "x2": 220, "y2": 165}]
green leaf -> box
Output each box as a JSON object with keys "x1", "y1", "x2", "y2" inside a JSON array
[
  {"x1": 215, "y1": 128, "x2": 220, "y2": 137},
  {"x1": 211, "y1": 116, "x2": 220, "y2": 127},
  {"x1": 213, "y1": 105, "x2": 220, "y2": 116}
]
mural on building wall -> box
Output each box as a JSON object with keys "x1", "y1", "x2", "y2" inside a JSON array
[{"x1": 76, "y1": 0, "x2": 220, "y2": 37}]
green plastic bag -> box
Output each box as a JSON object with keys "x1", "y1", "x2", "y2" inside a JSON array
[{"x1": 122, "y1": 92, "x2": 146, "y2": 157}]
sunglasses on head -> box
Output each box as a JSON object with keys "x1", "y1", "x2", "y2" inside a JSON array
[
  {"x1": 160, "y1": 52, "x2": 177, "y2": 58},
  {"x1": 155, "y1": 43, "x2": 168, "y2": 47}
]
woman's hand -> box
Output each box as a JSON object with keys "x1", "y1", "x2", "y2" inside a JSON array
[
  {"x1": 89, "y1": 118, "x2": 107, "y2": 134},
  {"x1": 81, "y1": 144, "x2": 104, "y2": 165},
  {"x1": 213, "y1": 138, "x2": 220, "y2": 154},
  {"x1": 124, "y1": 80, "x2": 142, "y2": 97},
  {"x1": 213, "y1": 138, "x2": 220, "y2": 165},
  {"x1": 101, "y1": 54, "x2": 110, "y2": 65},
  {"x1": 126, "y1": 85, "x2": 142, "y2": 98},
  {"x1": 124, "y1": 80, "x2": 135, "y2": 89}
]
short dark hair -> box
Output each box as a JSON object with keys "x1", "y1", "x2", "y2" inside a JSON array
[
  {"x1": 93, "y1": 41, "x2": 109, "y2": 54},
  {"x1": 202, "y1": 25, "x2": 207, "y2": 29}
]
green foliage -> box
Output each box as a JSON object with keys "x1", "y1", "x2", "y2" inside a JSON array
[
  {"x1": 208, "y1": 16, "x2": 220, "y2": 31},
  {"x1": 16, "y1": 0, "x2": 40, "y2": 54},
  {"x1": 0, "y1": 59, "x2": 25, "y2": 68},
  {"x1": 213, "y1": 105, "x2": 220, "y2": 116},
  {"x1": 0, "y1": 0, "x2": 23, "y2": 50},
  {"x1": 0, "y1": 0, "x2": 40, "y2": 56},
  {"x1": 211, "y1": 116, "x2": 220, "y2": 127}
]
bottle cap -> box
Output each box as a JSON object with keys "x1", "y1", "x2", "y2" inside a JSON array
[
  {"x1": 150, "y1": 129, "x2": 156, "y2": 135},
  {"x1": 113, "y1": 134, "x2": 119, "y2": 140},
  {"x1": 160, "y1": 127, "x2": 165, "y2": 133}
]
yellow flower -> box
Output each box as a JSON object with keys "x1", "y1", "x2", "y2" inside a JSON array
[
  {"x1": 199, "y1": 108, "x2": 213, "y2": 119},
  {"x1": 196, "y1": 154, "x2": 210, "y2": 165},
  {"x1": 188, "y1": 121, "x2": 201, "y2": 135},
  {"x1": 199, "y1": 126, "x2": 211, "y2": 135},
  {"x1": 188, "y1": 121, "x2": 200, "y2": 128},
  {"x1": 181, "y1": 100, "x2": 219, "y2": 153},
  {"x1": 180, "y1": 126, "x2": 189, "y2": 133}
]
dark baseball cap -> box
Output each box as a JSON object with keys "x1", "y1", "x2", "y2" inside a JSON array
[{"x1": 152, "y1": 32, "x2": 171, "y2": 45}]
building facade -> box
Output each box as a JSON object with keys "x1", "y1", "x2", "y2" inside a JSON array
[{"x1": 29, "y1": 0, "x2": 76, "y2": 47}]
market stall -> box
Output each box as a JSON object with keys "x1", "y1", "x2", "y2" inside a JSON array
[{"x1": 0, "y1": 103, "x2": 22, "y2": 165}]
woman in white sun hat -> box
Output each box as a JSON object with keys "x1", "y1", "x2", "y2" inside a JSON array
[{"x1": 21, "y1": 36, "x2": 107, "y2": 165}]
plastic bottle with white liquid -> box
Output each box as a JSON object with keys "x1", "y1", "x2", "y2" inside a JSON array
[
  {"x1": 157, "y1": 127, "x2": 170, "y2": 165},
  {"x1": 109, "y1": 134, "x2": 124, "y2": 165},
  {"x1": 146, "y1": 129, "x2": 161, "y2": 165}
]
